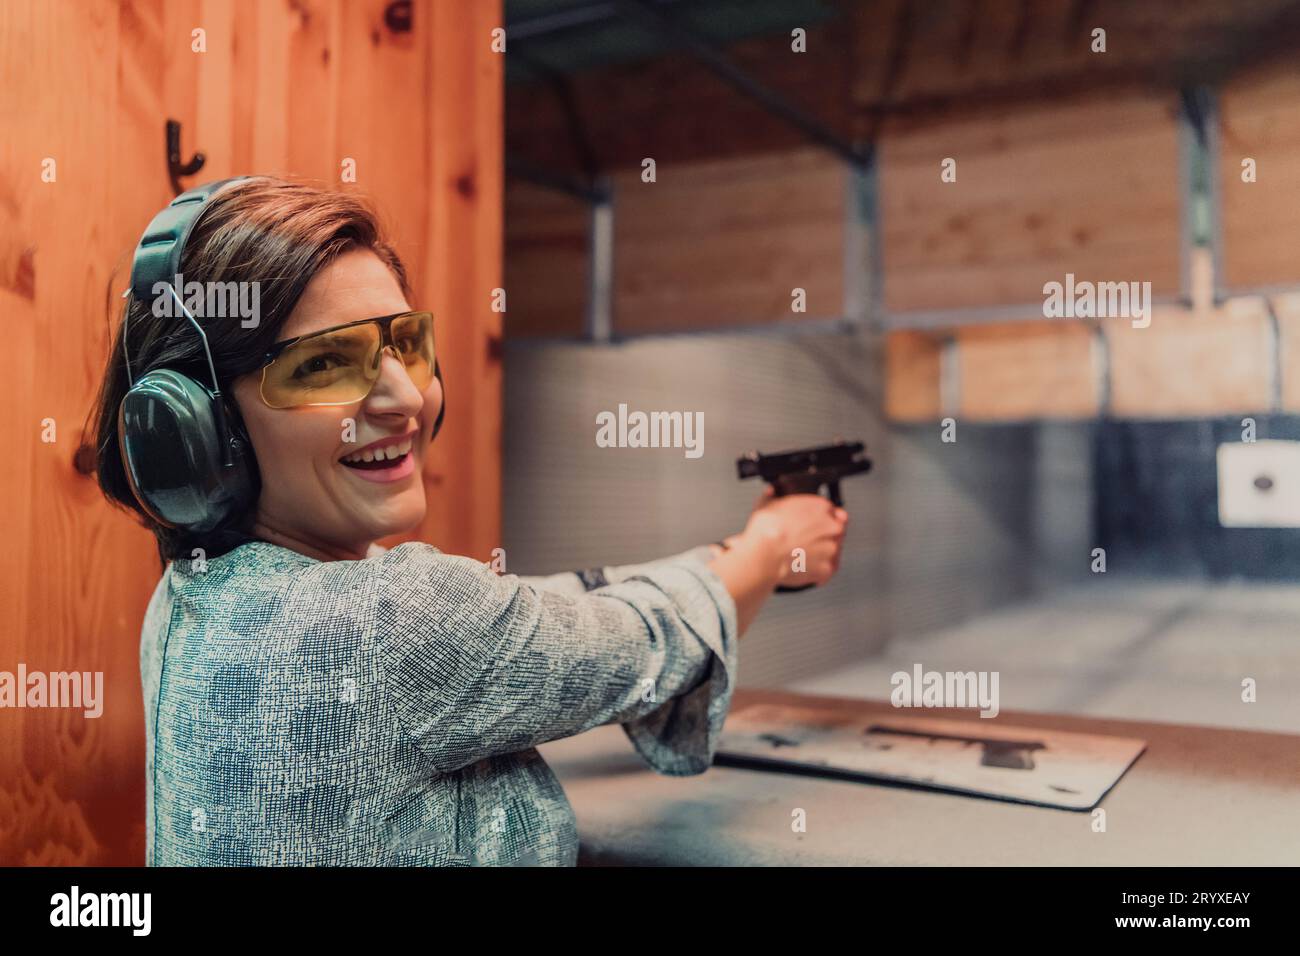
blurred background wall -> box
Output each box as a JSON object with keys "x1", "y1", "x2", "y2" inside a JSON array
[{"x1": 499, "y1": 0, "x2": 1300, "y2": 721}]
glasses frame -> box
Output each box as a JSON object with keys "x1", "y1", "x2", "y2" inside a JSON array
[{"x1": 258, "y1": 310, "x2": 435, "y2": 409}]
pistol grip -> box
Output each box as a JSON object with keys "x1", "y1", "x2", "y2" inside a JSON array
[{"x1": 769, "y1": 478, "x2": 841, "y2": 593}]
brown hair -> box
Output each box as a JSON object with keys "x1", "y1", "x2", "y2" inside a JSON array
[{"x1": 90, "y1": 177, "x2": 408, "y2": 562}]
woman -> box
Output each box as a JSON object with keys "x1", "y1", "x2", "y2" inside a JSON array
[{"x1": 92, "y1": 177, "x2": 849, "y2": 866}]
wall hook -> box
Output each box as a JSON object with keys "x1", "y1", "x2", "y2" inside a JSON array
[{"x1": 166, "y1": 119, "x2": 206, "y2": 195}]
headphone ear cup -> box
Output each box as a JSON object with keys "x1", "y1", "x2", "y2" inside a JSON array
[{"x1": 118, "y1": 369, "x2": 256, "y2": 533}]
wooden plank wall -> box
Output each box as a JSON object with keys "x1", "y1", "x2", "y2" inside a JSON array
[
  {"x1": 878, "y1": 90, "x2": 1183, "y2": 314},
  {"x1": 1106, "y1": 300, "x2": 1275, "y2": 418},
  {"x1": 1219, "y1": 61, "x2": 1300, "y2": 294},
  {"x1": 957, "y1": 321, "x2": 1099, "y2": 420},
  {"x1": 1218, "y1": 61, "x2": 1300, "y2": 416},
  {"x1": 505, "y1": 147, "x2": 847, "y2": 338},
  {"x1": 503, "y1": 0, "x2": 1300, "y2": 417},
  {"x1": 886, "y1": 60, "x2": 1300, "y2": 423},
  {"x1": 506, "y1": 61, "x2": 1300, "y2": 419},
  {"x1": 505, "y1": 60, "x2": 1300, "y2": 419},
  {"x1": 502, "y1": 79, "x2": 1286, "y2": 419},
  {"x1": 877, "y1": 86, "x2": 1184, "y2": 422},
  {"x1": 885, "y1": 250, "x2": 1284, "y2": 423},
  {"x1": 1275, "y1": 292, "x2": 1300, "y2": 412},
  {"x1": 503, "y1": 181, "x2": 590, "y2": 338},
  {"x1": 612, "y1": 148, "x2": 846, "y2": 334},
  {"x1": 0, "y1": 0, "x2": 502, "y2": 865}
]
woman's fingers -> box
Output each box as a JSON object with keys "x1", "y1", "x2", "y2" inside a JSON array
[{"x1": 743, "y1": 493, "x2": 851, "y2": 588}]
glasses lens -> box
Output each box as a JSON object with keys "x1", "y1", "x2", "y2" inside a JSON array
[
  {"x1": 391, "y1": 312, "x2": 435, "y2": 389},
  {"x1": 261, "y1": 322, "x2": 382, "y2": 409}
]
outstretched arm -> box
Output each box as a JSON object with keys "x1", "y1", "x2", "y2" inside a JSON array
[
  {"x1": 513, "y1": 543, "x2": 725, "y2": 597},
  {"x1": 375, "y1": 541, "x2": 741, "y2": 775},
  {"x1": 373, "y1": 494, "x2": 845, "y2": 775}
]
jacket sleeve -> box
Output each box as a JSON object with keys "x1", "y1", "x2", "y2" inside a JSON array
[
  {"x1": 514, "y1": 544, "x2": 719, "y2": 597},
  {"x1": 374, "y1": 542, "x2": 738, "y2": 776}
]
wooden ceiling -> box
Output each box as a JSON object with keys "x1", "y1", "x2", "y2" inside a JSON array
[{"x1": 507, "y1": 0, "x2": 1300, "y2": 175}]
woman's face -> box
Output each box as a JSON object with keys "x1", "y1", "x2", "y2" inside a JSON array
[{"x1": 232, "y1": 249, "x2": 443, "y2": 559}]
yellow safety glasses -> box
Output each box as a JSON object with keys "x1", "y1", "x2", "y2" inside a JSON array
[{"x1": 259, "y1": 310, "x2": 435, "y2": 409}]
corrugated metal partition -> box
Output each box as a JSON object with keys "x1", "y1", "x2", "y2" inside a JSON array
[
  {"x1": 885, "y1": 421, "x2": 1096, "y2": 639},
  {"x1": 503, "y1": 330, "x2": 1095, "y2": 687},
  {"x1": 886, "y1": 425, "x2": 1038, "y2": 638},
  {"x1": 503, "y1": 328, "x2": 887, "y2": 686}
]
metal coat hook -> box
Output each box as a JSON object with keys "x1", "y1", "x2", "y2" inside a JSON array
[{"x1": 166, "y1": 119, "x2": 206, "y2": 195}]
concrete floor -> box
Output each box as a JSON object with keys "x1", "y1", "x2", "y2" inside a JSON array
[{"x1": 788, "y1": 578, "x2": 1300, "y2": 735}]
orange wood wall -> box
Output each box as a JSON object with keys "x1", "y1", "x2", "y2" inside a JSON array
[{"x1": 0, "y1": 0, "x2": 502, "y2": 865}]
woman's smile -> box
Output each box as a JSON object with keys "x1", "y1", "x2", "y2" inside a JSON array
[{"x1": 339, "y1": 429, "x2": 420, "y2": 483}]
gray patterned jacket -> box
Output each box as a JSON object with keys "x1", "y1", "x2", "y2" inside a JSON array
[{"x1": 141, "y1": 539, "x2": 738, "y2": 866}]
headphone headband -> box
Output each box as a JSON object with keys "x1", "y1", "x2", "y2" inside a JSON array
[{"x1": 129, "y1": 177, "x2": 251, "y2": 305}]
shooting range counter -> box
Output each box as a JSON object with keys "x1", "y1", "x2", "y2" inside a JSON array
[{"x1": 537, "y1": 690, "x2": 1300, "y2": 865}]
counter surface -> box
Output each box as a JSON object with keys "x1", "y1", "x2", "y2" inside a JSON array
[{"x1": 538, "y1": 689, "x2": 1300, "y2": 865}]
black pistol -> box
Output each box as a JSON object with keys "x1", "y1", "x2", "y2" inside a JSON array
[{"x1": 736, "y1": 440, "x2": 871, "y2": 592}]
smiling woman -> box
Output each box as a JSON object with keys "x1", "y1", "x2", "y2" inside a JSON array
[
  {"x1": 226, "y1": 249, "x2": 444, "y2": 561},
  {"x1": 92, "y1": 177, "x2": 419, "y2": 563},
  {"x1": 88, "y1": 176, "x2": 848, "y2": 866}
]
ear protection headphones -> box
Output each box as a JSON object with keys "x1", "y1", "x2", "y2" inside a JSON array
[{"x1": 118, "y1": 176, "x2": 445, "y2": 535}]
